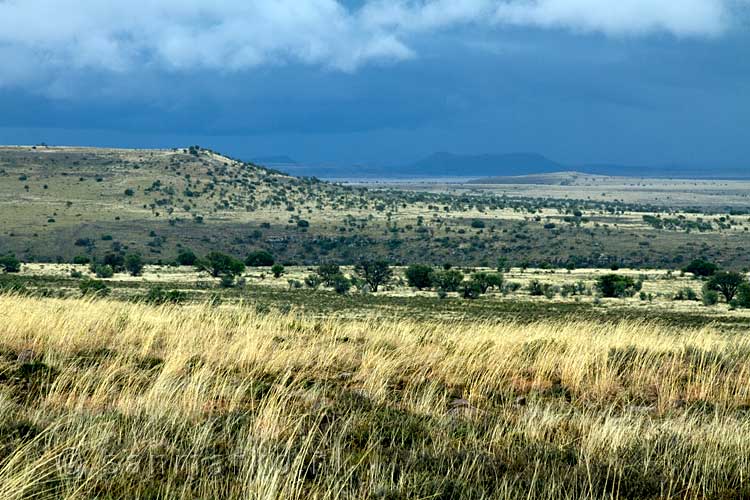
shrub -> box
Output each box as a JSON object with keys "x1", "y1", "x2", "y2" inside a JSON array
[
  {"x1": 144, "y1": 287, "x2": 186, "y2": 305},
  {"x1": 405, "y1": 264, "x2": 433, "y2": 290},
  {"x1": 304, "y1": 274, "x2": 322, "y2": 290},
  {"x1": 431, "y1": 269, "x2": 463, "y2": 292},
  {"x1": 331, "y1": 274, "x2": 351, "y2": 295},
  {"x1": 271, "y1": 264, "x2": 285, "y2": 278},
  {"x1": 596, "y1": 274, "x2": 638, "y2": 298},
  {"x1": 461, "y1": 280, "x2": 483, "y2": 300},
  {"x1": 731, "y1": 283, "x2": 750, "y2": 308},
  {"x1": 702, "y1": 284, "x2": 719, "y2": 306},
  {"x1": 124, "y1": 188, "x2": 135, "y2": 196},
  {"x1": 72, "y1": 255, "x2": 91, "y2": 265},
  {"x1": 79, "y1": 278, "x2": 109, "y2": 297},
  {"x1": 471, "y1": 272, "x2": 503, "y2": 293},
  {"x1": 102, "y1": 253, "x2": 125, "y2": 273},
  {"x1": 528, "y1": 280, "x2": 545, "y2": 296},
  {"x1": 93, "y1": 264, "x2": 114, "y2": 279},
  {"x1": 470, "y1": 219, "x2": 485, "y2": 229},
  {"x1": 673, "y1": 287, "x2": 698, "y2": 301},
  {"x1": 245, "y1": 250, "x2": 275, "y2": 267},
  {"x1": 124, "y1": 253, "x2": 144, "y2": 276},
  {"x1": 683, "y1": 259, "x2": 719, "y2": 278},
  {"x1": 0, "y1": 254, "x2": 21, "y2": 273},
  {"x1": 176, "y1": 249, "x2": 197, "y2": 266},
  {"x1": 316, "y1": 264, "x2": 342, "y2": 287}
]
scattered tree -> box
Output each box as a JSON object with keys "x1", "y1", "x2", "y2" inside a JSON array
[
  {"x1": 245, "y1": 250, "x2": 275, "y2": 267},
  {"x1": 124, "y1": 253, "x2": 144, "y2": 276},
  {"x1": 0, "y1": 254, "x2": 21, "y2": 273},
  {"x1": 405, "y1": 264, "x2": 433, "y2": 290},
  {"x1": 354, "y1": 260, "x2": 393, "y2": 292},
  {"x1": 708, "y1": 271, "x2": 746, "y2": 302}
]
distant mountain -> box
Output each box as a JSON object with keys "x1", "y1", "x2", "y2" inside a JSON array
[
  {"x1": 250, "y1": 152, "x2": 748, "y2": 180},
  {"x1": 406, "y1": 152, "x2": 565, "y2": 177}
]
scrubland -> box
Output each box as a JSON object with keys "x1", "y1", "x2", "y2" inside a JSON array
[{"x1": 1, "y1": 295, "x2": 749, "y2": 499}]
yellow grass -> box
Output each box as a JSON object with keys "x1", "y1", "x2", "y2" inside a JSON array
[{"x1": 0, "y1": 295, "x2": 749, "y2": 498}]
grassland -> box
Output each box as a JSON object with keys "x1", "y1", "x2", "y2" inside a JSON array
[
  {"x1": 1, "y1": 294, "x2": 750, "y2": 499},
  {"x1": 3, "y1": 145, "x2": 750, "y2": 498},
  {"x1": 3, "y1": 146, "x2": 750, "y2": 269}
]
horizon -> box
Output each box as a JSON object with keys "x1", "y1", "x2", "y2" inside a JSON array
[{"x1": 1, "y1": 0, "x2": 749, "y2": 172}]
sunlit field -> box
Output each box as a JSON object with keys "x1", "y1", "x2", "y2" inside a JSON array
[{"x1": 1, "y1": 295, "x2": 749, "y2": 499}]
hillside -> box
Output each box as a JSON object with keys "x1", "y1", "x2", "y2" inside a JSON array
[{"x1": 3, "y1": 145, "x2": 750, "y2": 270}]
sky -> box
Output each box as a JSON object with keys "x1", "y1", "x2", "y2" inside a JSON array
[{"x1": 0, "y1": 0, "x2": 748, "y2": 169}]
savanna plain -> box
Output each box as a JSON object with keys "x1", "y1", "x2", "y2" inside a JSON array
[{"x1": 1, "y1": 146, "x2": 750, "y2": 499}]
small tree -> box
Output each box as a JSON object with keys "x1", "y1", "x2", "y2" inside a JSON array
[
  {"x1": 708, "y1": 271, "x2": 745, "y2": 302},
  {"x1": 0, "y1": 254, "x2": 21, "y2": 273},
  {"x1": 596, "y1": 274, "x2": 639, "y2": 298},
  {"x1": 331, "y1": 274, "x2": 351, "y2": 295},
  {"x1": 245, "y1": 250, "x2": 275, "y2": 267},
  {"x1": 197, "y1": 252, "x2": 245, "y2": 279},
  {"x1": 316, "y1": 264, "x2": 342, "y2": 287},
  {"x1": 405, "y1": 264, "x2": 433, "y2": 290},
  {"x1": 176, "y1": 249, "x2": 197, "y2": 266},
  {"x1": 683, "y1": 259, "x2": 719, "y2": 278},
  {"x1": 432, "y1": 269, "x2": 464, "y2": 292},
  {"x1": 732, "y1": 283, "x2": 750, "y2": 308},
  {"x1": 354, "y1": 260, "x2": 392, "y2": 292},
  {"x1": 271, "y1": 264, "x2": 285, "y2": 278},
  {"x1": 462, "y1": 280, "x2": 483, "y2": 300},
  {"x1": 471, "y1": 272, "x2": 504, "y2": 294},
  {"x1": 124, "y1": 253, "x2": 144, "y2": 276}
]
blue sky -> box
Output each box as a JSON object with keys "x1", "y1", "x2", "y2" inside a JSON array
[{"x1": 0, "y1": 0, "x2": 748, "y2": 168}]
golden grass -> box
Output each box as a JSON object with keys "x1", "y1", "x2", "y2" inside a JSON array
[{"x1": 1, "y1": 295, "x2": 749, "y2": 498}]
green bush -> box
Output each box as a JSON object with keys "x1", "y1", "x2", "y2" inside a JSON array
[
  {"x1": 731, "y1": 283, "x2": 750, "y2": 308},
  {"x1": 176, "y1": 249, "x2": 197, "y2": 266},
  {"x1": 144, "y1": 287, "x2": 186, "y2": 305},
  {"x1": 673, "y1": 287, "x2": 698, "y2": 301},
  {"x1": 431, "y1": 269, "x2": 463, "y2": 292},
  {"x1": 72, "y1": 255, "x2": 91, "y2": 265},
  {"x1": 316, "y1": 264, "x2": 342, "y2": 287},
  {"x1": 683, "y1": 259, "x2": 718, "y2": 278},
  {"x1": 197, "y1": 252, "x2": 245, "y2": 278},
  {"x1": 702, "y1": 285, "x2": 719, "y2": 306},
  {"x1": 124, "y1": 253, "x2": 144, "y2": 276},
  {"x1": 331, "y1": 274, "x2": 351, "y2": 295},
  {"x1": 405, "y1": 264, "x2": 433, "y2": 290},
  {"x1": 271, "y1": 264, "x2": 285, "y2": 278},
  {"x1": 304, "y1": 274, "x2": 322, "y2": 290},
  {"x1": 79, "y1": 278, "x2": 110, "y2": 297},
  {"x1": 93, "y1": 264, "x2": 114, "y2": 279},
  {"x1": 245, "y1": 250, "x2": 275, "y2": 267},
  {"x1": 0, "y1": 254, "x2": 21, "y2": 273},
  {"x1": 595, "y1": 274, "x2": 638, "y2": 298}
]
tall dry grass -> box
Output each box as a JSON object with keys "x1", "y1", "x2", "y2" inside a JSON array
[{"x1": 0, "y1": 295, "x2": 749, "y2": 498}]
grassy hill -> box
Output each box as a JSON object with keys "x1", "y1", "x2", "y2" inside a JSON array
[{"x1": 2, "y1": 145, "x2": 750, "y2": 270}]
